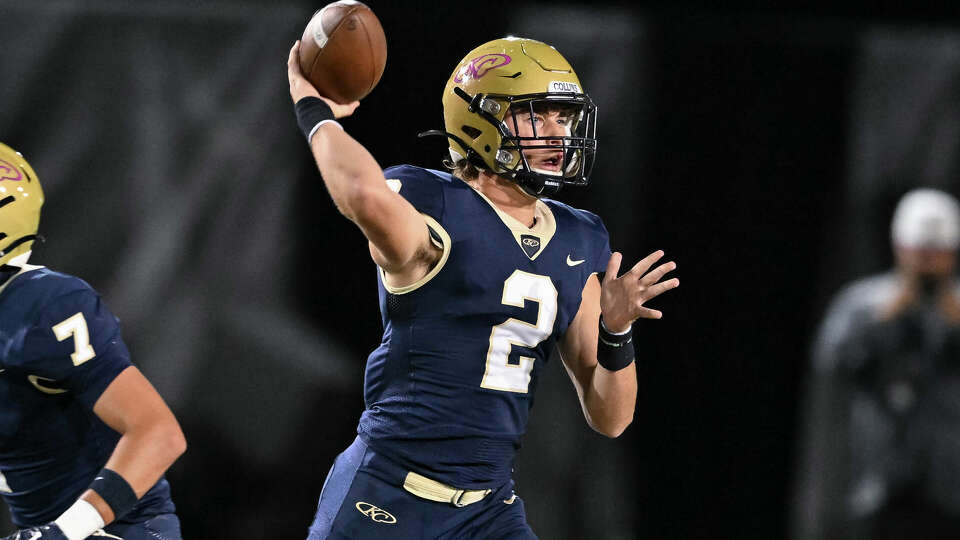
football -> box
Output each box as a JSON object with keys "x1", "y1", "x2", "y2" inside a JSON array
[{"x1": 298, "y1": 1, "x2": 387, "y2": 104}]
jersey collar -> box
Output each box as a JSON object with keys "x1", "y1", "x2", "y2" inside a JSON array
[
  {"x1": 0, "y1": 251, "x2": 44, "y2": 296},
  {"x1": 464, "y1": 181, "x2": 557, "y2": 260}
]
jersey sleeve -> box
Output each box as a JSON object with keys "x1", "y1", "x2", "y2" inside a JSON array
[
  {"x1": 382, "y1": 165, "x2": 447, "y2": 221},
  {"x1": 18, "y1": 287, "x2": 132, "y2": 408},
  {"x1": 582, "y1": 210, "x2": 611, "y2": 276}
]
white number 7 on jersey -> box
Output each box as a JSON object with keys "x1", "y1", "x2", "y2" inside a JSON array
[
  {"x1": 481, "y1": 271, "x2": 558, "y2": 393},
  {"x1": 52, "y1": 312, "x2": 96, "y2": 366}
]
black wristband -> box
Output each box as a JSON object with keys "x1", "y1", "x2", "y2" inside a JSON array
[
  {"x1": 89, "y1": 468, "x2": 138, "y2": 520},
  {"x1": 597, "y1": 316, "x2": 635, "y2": 371},
  {"x1": 294, "y1": 96, "x2": 335, "y2": 141}
]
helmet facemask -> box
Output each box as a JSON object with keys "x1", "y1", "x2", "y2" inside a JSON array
[
  {"x1": 495, "y1": 94, "x2": 597, "y2": 197},
  {"x1": 441, "y1": 88, "x2": 598, "y2": 197}
]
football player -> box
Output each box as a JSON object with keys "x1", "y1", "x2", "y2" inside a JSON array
[
  {"x1": 0, "y1": 143, "x2": 186, "y2": 540},
  {"x1": 288, "y1": 36, "x2": 678, "y2": 539}
]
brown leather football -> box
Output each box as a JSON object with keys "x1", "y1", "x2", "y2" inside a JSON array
[{"x1": 298, "y1": 1, "x2": 387, "y2": 104}]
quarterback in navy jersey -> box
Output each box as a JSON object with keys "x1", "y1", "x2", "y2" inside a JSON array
[
  {"x1": 288, "y1": 36, "x2": 678, "y2": 539},
  {"x1": 0, "y1": 144, "x2": 186, "y2": 540}
]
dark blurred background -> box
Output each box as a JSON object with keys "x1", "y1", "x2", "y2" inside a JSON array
[{"x1": 3, "y1": 1, "x2": 960, "y2": 538}]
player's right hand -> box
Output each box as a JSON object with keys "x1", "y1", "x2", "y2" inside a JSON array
[
  {"x1": 2, "y1": 523, "x2": 68, "y2": 540},
  {"x1": 287, "y1": 41, "x2": 359, "y2": 119}
]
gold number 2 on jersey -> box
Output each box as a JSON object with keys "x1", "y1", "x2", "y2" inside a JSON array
[
  {"x1": 481, "y1": 271, "x2": 558, "y2": 393},
  {"x1": 52, "y1": 312, "x2": 96, "y2": 366}
]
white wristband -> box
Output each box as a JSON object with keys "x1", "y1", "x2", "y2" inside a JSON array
[
  {"x1": 307, "y1": 119, "x2": 343, "y2": 142},
  {"x1": 54, "y1": 499, "x2": 106, "y2": 540}
]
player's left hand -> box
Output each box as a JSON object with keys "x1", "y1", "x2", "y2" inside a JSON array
[
  {"x1": 600, "y1": 250, "x2": 678, "y2": 332},
  {"x1": 287, "y1": 41, "x2": 360, "y2": 119},
  {"x1": 2, "y1": 523, "x2": 68, "y2": 540}
]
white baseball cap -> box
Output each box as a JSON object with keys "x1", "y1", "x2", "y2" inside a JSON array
[{"x1": 891, "y1": 188, "x2": 960, "y2": 249}]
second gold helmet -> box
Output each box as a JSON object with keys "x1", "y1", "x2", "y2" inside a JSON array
[{"x1": 0, "y1": 143, "x2": 44, "y2": 266}]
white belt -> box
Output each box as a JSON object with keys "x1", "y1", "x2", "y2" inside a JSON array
[{"x1": 402, "y1": 471, "x2": 493, "y2": 507}]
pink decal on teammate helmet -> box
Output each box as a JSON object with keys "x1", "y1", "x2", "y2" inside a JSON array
[
  {"x1": 0, "y1": 160, "x2": 22, "y2": 182},
  {"x1": 454, "y1": 54, "x2": 512, "y2": 83}
]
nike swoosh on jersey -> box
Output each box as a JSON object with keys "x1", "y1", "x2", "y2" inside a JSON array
[{"x1": 566, "y1": 255, "x2": 586, "y2": 266}]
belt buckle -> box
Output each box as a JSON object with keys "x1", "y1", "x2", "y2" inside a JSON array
[{"x1": 451, "y1": 489, "x2": 468, "y2": 507}]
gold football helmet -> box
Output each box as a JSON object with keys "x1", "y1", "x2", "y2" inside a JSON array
[
  {"x1": 0, "y1": 143, "x2": 43, "y2": 266},
  {"x1": 433, "y1": 37, "x2": 597, "y2": 196}
]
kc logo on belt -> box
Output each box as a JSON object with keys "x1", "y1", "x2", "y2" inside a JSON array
[{"x1": 355, "y1": 501, "x2": 397, "y2": 524}]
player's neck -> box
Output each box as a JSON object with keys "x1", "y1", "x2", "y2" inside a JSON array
[{"x1": 471, "y1": 172, "x2": 538, "y2": 228}]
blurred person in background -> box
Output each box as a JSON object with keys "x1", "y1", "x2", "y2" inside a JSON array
[
  {"x1": 0, "y1": 143, "x2": 186, "y2": 540},
  {"x1": 794, "y1": 188, "x2": 960, "y2": 539}
]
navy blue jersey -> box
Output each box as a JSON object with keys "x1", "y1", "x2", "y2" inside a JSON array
[
  {"x1": 0, "y1": 266, "x2": 175, "y2": 527},
  {"x1": 357, "y1": 166, "x2": 611, "y2": 489}
]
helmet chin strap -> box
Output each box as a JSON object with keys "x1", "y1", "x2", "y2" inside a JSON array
[
  {"x1": 513, "y1": 170, "x2": 562, "y2": 197},
  {"x1": 511, "y1": 143, "x2": 564, "y2": 197}
]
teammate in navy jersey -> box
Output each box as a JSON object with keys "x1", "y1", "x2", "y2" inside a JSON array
[
  {"x1": 288, "y1": 36, "x2": 678, "y2": 539},
  {"x1": 0, "y1": 143, "x2": 186, "y2": 540}
]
